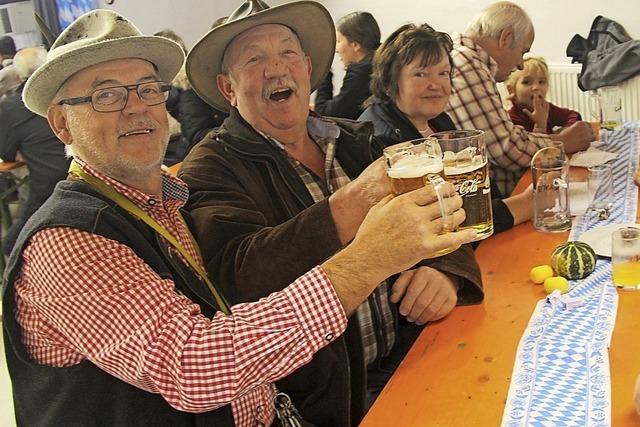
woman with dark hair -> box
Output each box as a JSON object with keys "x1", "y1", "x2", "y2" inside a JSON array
[
  {"x1": 359, "y1": 23, "x2": 532, "y2": 234},
  {"x1": 314, "y1": 11, "x2": 380, "y2": 119}
]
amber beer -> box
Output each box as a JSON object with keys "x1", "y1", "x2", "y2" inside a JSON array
[
  {"x1": 387, "y1": 156, "x2": 444, "y2": 196},
  {"x1": 443, "y1": 159, "x2": 493, "y2": 239},
  {"x1": 432, "y1": 130, "x2": 494, "y2": 241}
]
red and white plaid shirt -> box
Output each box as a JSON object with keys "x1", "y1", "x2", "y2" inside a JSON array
[
  {"x1": 446, "y1": 33, "x2": 554, "y2": 197},
  {"x1": 13, "y1": 159, "x2": 347, "y2": 427}
]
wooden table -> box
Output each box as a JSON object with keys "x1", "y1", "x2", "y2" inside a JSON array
[{"x1": 360, "y1": 173, "x2": 640, "y2": 426}]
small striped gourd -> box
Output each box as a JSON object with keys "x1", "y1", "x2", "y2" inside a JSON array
[{"x1": 550, "y1": 241, "x2": 597, "y2": 280}]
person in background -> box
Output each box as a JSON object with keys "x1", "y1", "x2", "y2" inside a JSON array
[
  {"x1": 0, "y1": 35, "x2": 15, "y2": 68},
  {"x1": 505, "y1": 56, "x2": 582, "y2": 133},
  {"x1": 446, "y1": 1, "x2": 594, "y2": 198},
  {"x1": 359, "y1": 23, "x2": 533, "y2": 235},
  {"x1": 0, "y1": 35, "x2": 19, "y2": 97},
  {"x1": 3, "y1": 9, "x2": 474, "y2": 427},
  {"x1": 154, "y1": 28, "x2": 227, "y2": 161},
  {"x1": 0, "y1": 46, "x2": 70, "y2": 255},
  {"x1": 314, "y1": 11, "x2": 380, "y2": 119}
]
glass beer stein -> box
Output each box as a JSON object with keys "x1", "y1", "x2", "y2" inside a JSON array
[{"x1": 430, "y1": 130, "x2": 493, "y2": 241}]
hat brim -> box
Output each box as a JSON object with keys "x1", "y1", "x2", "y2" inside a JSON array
[
  {"x1": 186, "y1": 0, "x2": 335, "y2": 112},
  {"x1": 23, "y1": 36, "x2": 184, "y2": 117}
]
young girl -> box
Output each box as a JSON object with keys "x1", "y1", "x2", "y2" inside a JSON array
[{"x1": 506, "y1": 57, "x2": 582, "y2": 133}]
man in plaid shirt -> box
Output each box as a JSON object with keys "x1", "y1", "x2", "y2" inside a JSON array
[
  {"x1": 2, "y1": 8, "x2": 477, "y2": 427},
  {"x1": 446, "y1": 1, "x2": 594, "y2": 197}
]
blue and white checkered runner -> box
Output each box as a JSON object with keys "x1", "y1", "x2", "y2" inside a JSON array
[{"x1": 502, "y1": 123, "x2": 640, "y2": 427}]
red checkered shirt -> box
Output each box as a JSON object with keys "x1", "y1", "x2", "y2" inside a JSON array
[
  {"x1": 13, "y1": 159, "x2": 347, "y2": 427},
  {"x1": 446, "y1": 33, "x2": 553, "y2": 197}
]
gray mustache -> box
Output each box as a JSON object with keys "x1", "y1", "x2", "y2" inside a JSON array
[
  {"x1": 118, "y1": 119, "x2": 159, "y2": 135},
  {"x1": 262, "y1": 77, "x2": 298, "y2": 100}
]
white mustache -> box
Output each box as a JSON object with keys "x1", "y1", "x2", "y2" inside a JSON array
[{"x1": 262, "y1": 77, "x2": 297, "y2": 101}]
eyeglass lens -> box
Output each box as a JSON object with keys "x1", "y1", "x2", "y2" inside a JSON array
[{"x1": 92, "y1": 81, "x2": 169, "y2": 112}]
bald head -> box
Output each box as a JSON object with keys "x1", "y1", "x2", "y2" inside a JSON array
[{"x1": 13, "y1": 47, "x2": 48, "y2": 82}]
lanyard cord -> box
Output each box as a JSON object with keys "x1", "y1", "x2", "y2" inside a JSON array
[{"x1": 69, "y1": 161, "x2": 231, "y2": 315}]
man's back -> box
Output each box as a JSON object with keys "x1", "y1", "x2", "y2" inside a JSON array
[{"x1": 0, "y1": 84, "x2": 70, "y2": 199}]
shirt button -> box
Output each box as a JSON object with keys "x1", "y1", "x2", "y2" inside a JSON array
[
  {"x1": 256, "y1": 405, "x2": 263, "y2": 414},
  {"x1": 148, "y1": 198, "x2": 157, "y2": 206},
  {"x1": 325, "y1": 332, "x2": 334, "y2": 341}
]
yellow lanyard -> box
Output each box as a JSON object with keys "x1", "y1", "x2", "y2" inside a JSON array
[{"x1": 69, "y1": 161, "x2": 231, "y2": 315}]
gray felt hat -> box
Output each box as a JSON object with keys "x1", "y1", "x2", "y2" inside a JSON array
[{"x1": 23, "y1": 9, "x2": 185, "y2": 117}]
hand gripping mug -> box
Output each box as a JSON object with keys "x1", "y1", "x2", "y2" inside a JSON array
[{"x1": 383, "y1": 138, "x2": 458, "y2": 257}]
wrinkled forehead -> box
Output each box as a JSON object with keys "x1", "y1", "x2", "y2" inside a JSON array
[
  {"x1": 225, "y1": 23, "x2": 302, "y2": 57},
  {"x1": 62, "y1": 58, "x2": 158, "y2": 93}
]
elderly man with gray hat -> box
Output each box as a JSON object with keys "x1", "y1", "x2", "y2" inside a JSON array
[
  {"x1": 1, "y1": 8, "x2": 476, "y2": 427},
  {"x1": 180, "y1": 0, "x2": 484, "y2": 425}
]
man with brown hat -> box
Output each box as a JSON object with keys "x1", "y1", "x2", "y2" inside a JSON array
[
  {"x1": 2, "y1": 8, "x2": 475, "y2": 427},
  {"x1": 180, "y1": 0, "x2": 484, "y2": 425}
]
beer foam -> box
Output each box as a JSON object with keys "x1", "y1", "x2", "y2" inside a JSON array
[
  {"x1": 388, "y1": 156, "x2": 443, "y2": 179},
  {"x1": 444, "y1": 160, "x2": 487, "y2": 175}
]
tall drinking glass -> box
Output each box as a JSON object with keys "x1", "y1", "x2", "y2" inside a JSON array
[
  {"x1": 430, "y1": 130, "x2": 493, "y2": 241},
  {"x1": 611, "y1": 227, "x2": 640, "y2": 290},
  {"x1": 383, "y1": 138, "x2": 458, "y2": 257},
  {"x1": 531, "y1": 147, "x2": 572, "y2": 232}
]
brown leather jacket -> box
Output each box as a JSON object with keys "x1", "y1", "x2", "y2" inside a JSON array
[{"x1": 180, "y1": 108, "x2": 483, "y2": 426}]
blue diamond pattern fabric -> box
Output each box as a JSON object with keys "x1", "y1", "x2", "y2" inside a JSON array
[{"x1": 501, "y1": 123, "x2": 640, "y2": 427}]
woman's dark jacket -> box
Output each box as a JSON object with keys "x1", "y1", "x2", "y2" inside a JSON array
[{"x1": 314, "y1": 57, "x2": 373, "y2": 120}]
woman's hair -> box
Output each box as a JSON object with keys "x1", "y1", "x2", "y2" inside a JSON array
[
  {"x1": 505, "y1": 56, "x2": 549, "y2": 96},
  {"x1": 369, "y1": 23, "x2": 453, "y2": 103},
  {"x1": 336, "y1": 11, "x2": 381, "y2": 54}
]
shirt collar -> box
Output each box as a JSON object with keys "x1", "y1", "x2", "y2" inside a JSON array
[
  {"x1": 255, "y1": 116, "x2": 341, "y2": 150},
  {"x1": 453, "y1": 32, "x2": 499, "y2": 80},
  {"x1": 73, "y1": 157, "x2": 190, "y2": 208}
]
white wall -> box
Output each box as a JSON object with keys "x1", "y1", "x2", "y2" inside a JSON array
[
  {"x1": 99, "y1": 0, "x2": 290, "y2": 50},
  {"x1": 98, "y1": 0, "x2": 638, "y2": 62},
  {"x1": 320, "y1": 0, "x2": 638, "y2": 64}
]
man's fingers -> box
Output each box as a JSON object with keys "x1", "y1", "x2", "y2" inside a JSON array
[
  {"x1": 390, "y1": 270, "x2": 415, "y2": 303},
  {"x1": 402, "y1": 181, "x2": 456, "y2": 207},
  {"x1": 426, "y1": 228, "x2": 477, "y2": 254}
]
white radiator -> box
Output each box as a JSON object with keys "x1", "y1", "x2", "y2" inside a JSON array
[{"x1": 498, "y1": 63, "x2": 640, "y2": 121}]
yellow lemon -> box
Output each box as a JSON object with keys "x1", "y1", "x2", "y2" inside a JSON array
[
  {"x1": 543, "y1": 276, "x2": 570, "y2": 294},
  {"x1": 530, "y1": 265, "x2": 554, "y2": 284}
]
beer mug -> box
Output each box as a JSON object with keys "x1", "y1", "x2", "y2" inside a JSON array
[
  {"x1": 383, "y1": 138, "x2": 459, "y2": 257},
  {"x1": 590, "y1": 86, "x2": 622, "y2": 130},
  {"x1": 430, "y1": 130, "x2": 493, "y2": 241},
  {"x1": 531, "y1": 147, "x2": 572, "y2": 233}
]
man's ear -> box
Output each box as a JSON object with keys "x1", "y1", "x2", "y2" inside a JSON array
[
  {"x1": 305, "y1": 54, "x2": 313, "y2": 79},
  {"x1": 498, "y1": 26, "x2": 514, "y2": 50},
  {"x1": 47, "y1": 105, "x2": 72, "y2": 145},
  {"x1": 216, "y1": 74, "x2": 237, "y2": 108}
]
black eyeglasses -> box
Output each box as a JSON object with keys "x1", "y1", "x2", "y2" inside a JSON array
[{"x1": 57, "y1": 81, "x2": 172, "y2": 113}]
